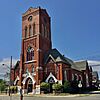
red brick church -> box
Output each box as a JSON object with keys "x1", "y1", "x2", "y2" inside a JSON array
[{"x1": 11, "y1": 7, "x2": 92, "y2": 94}]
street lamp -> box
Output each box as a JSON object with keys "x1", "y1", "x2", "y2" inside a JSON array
[{"x1": 2, "y1": 56, "x2": 12, "y2": 96}]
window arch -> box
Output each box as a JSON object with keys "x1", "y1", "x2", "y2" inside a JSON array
[
  {"x1": 25, "y1": 26, "x2": 28, "y2": 38},
  {"x1": 26, "y1": 46, "x2": 34, "y2": 61},
  {"x1": 31, "y1": 66, "x2": 35, "y2": 73},
  {"x1": 29, "y1": 25, "x2": 32, "y2": 37},
  {"x1": 79, "y1": 75, "x2": 82, "y2": 81},
  {"x1": 75, "y1": 74, "x2": 78, "y2": 81}
]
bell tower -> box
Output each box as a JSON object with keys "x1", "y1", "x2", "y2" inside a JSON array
[{"x1": 19, "y1": 7, "x2": 52, "y2": 90}]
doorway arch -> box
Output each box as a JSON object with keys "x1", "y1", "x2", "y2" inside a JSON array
[
  {"x1": 25, "y1": 78, "x2": 33, "y2": 93},
  {"x1": 22, "y1": 73, "x2": 36, "y2": 94}
]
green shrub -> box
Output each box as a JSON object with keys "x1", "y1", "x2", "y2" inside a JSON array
[
  {"x1": 63, "y1": 81, "x2": 71, "y2": 93},
  {"x1": 40, "y1": 82, "x2": 50, "y2": 93},
  {"x1": 40, "y1": 82, "x2": 50, "y2": 89},
  {"x1": 52, "y1": 83, "x2": 63, "y2": 91}
]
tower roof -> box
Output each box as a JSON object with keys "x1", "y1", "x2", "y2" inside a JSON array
[{"x1": 22, "y1": 7, "x2": 50, "y2": 17}]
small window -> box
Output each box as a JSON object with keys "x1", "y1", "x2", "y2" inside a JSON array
[{"x1": 28, "y1": 16, "x2": 32, "y2": 22}]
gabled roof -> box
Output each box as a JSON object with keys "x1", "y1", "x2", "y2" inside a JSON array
[
  {"x1": 22, "y1": 6, "x2": 50, "y2": 17},
  {"x1": 64, "y1": 57, "x2": 79, "y2": 70},
  {"x1": 22, "y1": 7, "x2": 39, "y2": 17},
  {"x1": 44, "y1": 48, "x2": 71, "y2": 65},
  {"x1": 74, "y1": 60, "x2": 88, "y2": 71},
  {"x1": 14, "y1": 61, "x2": 20, "y2": 70}
]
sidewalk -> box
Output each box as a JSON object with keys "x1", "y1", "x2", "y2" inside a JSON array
[
  {"x1": 88, "y1": 91, "x2": 100, "y2": 94},
  {"x1": 0, "y1": 91, "x2": 100, "y2": 97},
  {"x1": 23, "y1": 93, "x2": 91, "y2": 97}
]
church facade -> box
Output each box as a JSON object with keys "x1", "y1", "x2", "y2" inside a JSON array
[{"x1": 11, "y1": 7, "x2": 92, "y2": 94}]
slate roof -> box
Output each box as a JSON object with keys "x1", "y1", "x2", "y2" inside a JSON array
[
  {"x1": 64, "y1": 57, "x2": 79, "y2": 70},
  {"x1": 74, "y1": 60, "x2": 88, "y2": 71},
  {"x1": 44, "y1": 48, "x2": 71, "y2": 65},
  {"x1": 44, "y1": 48, "x2": 88, "y2": 71},
  {"x1": 14, "y1": 61, "x2": 20, "y2": 69}
]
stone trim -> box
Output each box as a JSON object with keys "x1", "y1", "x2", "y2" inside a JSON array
[
  {"x1": 45, "y1": 72, "x2": 58, "y2": 83},
  {"x1": 14, "y1": 76, "x2": 20, "y2": 85},
  {"x1": 22, "y1": 72, "x2": 36, "y2": 85}
]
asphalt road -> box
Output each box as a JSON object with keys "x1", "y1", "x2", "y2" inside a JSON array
[{"x1": 0, "y1": 94, "x2": 100, "y2": 100}]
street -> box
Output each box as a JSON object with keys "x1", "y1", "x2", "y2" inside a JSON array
[{"x1": 0, "y1": 94, "x2": 100, "y2": 100}]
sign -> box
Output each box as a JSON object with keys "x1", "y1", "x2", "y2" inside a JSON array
[{"x1": 78, "y1": 81, "x2": 82, "y2": 88}]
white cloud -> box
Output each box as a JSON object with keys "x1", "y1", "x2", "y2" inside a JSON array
[
  {"x1": 88, "y1": 60, "x2": 100, "y2": 72},
  {"x1": 0, "y1": 58, "x2": 19, "y2": 75},
  {"x1": 88, "y1": 60, "x2": 100, "y2": 65}
]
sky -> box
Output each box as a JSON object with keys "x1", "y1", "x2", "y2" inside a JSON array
[{"x1": 0, "y1": 0, "x2": 100, "y2": 78}]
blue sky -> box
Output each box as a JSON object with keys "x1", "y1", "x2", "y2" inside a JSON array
[{"x1": 0, "y1": 0, "x2": 100, "y2": 61}]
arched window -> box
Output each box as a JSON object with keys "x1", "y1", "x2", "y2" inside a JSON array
[
  {"x1": 29, "y1": 25, "x2": 32, "y2": 37},
  {"x1": 31, "y1": 66, "x2": 35, "y2": 73},
  {"x1": 64, "y1": 70, "x2": 67, "y2": 81},
  {"x1": 79, "y1": 75, "x2": 82, "y2": 81},
  {"x1": 72, "y1": 74, "x2": 74, "y2": 81},
  {"x1": 75, "y1": 74, "x2": 78, "y2": 81},
  {"x1": 26, "y1": 47, "x2": 34, "y2": 61},
  {"x1": 33, "y1": 23, "x2": 36, "y2": 35},
  {"x1": 25, "y1": 26, "x2": 28, "y2": 38},
  {"x1": 25, "y1": 68, "x2": 29, "y2": 74}
]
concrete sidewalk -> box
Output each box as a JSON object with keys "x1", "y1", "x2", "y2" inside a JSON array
[
  {"x1": 0, "y1": 91, "x2": 100, "y2": 98},
  {"x1": 88, "y1": 91, "x2": 100, "y2": 94}
]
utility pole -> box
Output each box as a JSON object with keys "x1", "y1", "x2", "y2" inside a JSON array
[{"x1": 9, "y1": 56, "x2": 12, "y2": 96}]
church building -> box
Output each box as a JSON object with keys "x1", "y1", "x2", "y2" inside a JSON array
[{"x1": 11, "y1": 7, "x2": 92, "y2": 94}]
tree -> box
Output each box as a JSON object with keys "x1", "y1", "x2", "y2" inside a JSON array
[{"x1": 0, "y1": 79, "x2": 7, "y2": 92}]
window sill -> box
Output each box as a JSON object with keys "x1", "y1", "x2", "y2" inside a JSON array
[
  {"x1": 24, "y1": 60, "x2": 36, "y2": 64},
  {"x1": 32, "y1": 72, "x2": 36, "y2": 76}
]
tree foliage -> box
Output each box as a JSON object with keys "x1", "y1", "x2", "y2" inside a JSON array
[
  {"x1": 63, "y1": 81, "x2": 71, "y2": 93},
  {"x1": 52, "y1": 83, "x2": 63, "y2": 91},
  {"x1": 0, "y1": 79, "x2": 7, "y2": 91},
  {"x1": 40, "y1": 82, "x2": 50, "y2": 89}
]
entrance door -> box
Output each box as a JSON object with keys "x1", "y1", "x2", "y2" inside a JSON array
[
  {"x1": 28, "y1": 84, "x2": 32, "y2": 93},
  {"x1": 48, "y1": 77, "x2": 55, "y2": 93},
  {"x1": 26, "y1": 78, "x2": 33, "y2": 93}
]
